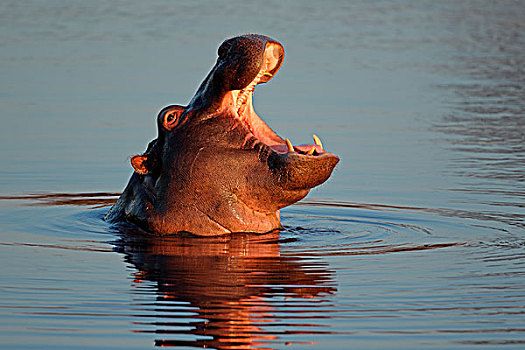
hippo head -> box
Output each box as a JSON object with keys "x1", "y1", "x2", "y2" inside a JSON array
[{"x1": 107, "y1": 34, "x2": 339, "y2": 235}]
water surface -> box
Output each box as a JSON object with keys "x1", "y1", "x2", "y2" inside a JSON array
[{"x1": 1, "y1": 1, "x2": 524, "y2": 349}]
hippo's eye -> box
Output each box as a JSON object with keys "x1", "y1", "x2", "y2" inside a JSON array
[
  {"x1": 162, "y1": 106, "x2": 185, "y2": 131},
  {"x1": 164, "y1": 111, "x2": 178, "y2": 130},
  {"x1": 166, "y1": 113, "x2": 176, "y2": 123}
]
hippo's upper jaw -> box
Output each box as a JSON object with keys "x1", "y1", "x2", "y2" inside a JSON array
[{"x1": 106, "y1": 34, "x2": 339, "y2": 236}]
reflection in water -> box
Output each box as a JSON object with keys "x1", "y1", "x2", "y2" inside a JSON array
[
  {"x1": 113, "y1": 230, "x2": 336, "y2": 349},
  {"x1": 1, "y1": 192, "x2": 523, "y2": 348}
]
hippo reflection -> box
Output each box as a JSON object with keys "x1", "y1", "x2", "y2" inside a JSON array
[
  {"x1": 114, "y1": 231, "x2": 336, "y2": 349},
  {"x1": 106, "y1": 34, "x2": 339, "y2": 235}
]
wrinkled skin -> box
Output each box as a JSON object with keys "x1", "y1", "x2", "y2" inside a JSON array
[{"x1": 106, "y1": 34, "x2": 339, "y2": 235}]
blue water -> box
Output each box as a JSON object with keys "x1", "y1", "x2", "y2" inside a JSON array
[{"x1": 1, "y1": 1, "x2": 524, "y2": 349}]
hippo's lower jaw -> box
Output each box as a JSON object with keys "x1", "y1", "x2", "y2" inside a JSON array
[{"x1": 107, "y1": 34, "x2": 339, "y2": 236}]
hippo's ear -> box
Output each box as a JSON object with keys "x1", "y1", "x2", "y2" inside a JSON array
[
  {"x1": 159, "y1": 105, "x2": 185, "y2": 131},
  {"x1": 131, "y1": 155, "x2": 149, "y2": 175}
]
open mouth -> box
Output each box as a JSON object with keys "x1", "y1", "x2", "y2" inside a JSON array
[{"x1": 229, "y1": 43, "x2": 329, "y2": 157}]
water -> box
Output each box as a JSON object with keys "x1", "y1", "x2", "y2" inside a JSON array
[{"x1": 1, "y1": 1, "x2": 524, "y2": 349}]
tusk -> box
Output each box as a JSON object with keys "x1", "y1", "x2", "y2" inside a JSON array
[
  {"x1": 312, "y1": 134, "x2": 323, "y2": 149},
  {"x1": 285, "y1": 138, "x2": 294, "y2": 153},
  {"x1": 307, "y1": 146, "x2": 316, "y2": 155}
]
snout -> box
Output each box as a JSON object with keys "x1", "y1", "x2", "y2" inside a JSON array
[{"x1": 217, "y1": 34, "x2": 284, "y2": 91}]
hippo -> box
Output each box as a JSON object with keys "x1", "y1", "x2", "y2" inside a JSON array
[{"x1": 106, "y1": 34, "x2": 339, "y2": 235}]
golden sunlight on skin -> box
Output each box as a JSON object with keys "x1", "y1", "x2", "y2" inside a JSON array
[{"x1": 118, "y1": 232, "x2": 335, "y2": 349}]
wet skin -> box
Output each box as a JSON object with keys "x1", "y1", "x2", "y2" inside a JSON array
[{"x1": 106, "y1": 34, "x2": 339, "y2": 235}]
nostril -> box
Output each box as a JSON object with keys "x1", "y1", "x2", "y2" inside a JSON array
[{"x1": 218, "y1": 40, "x2": 232, "y2": 58}]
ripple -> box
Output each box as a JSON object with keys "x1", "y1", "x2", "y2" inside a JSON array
[
  {"x1": 0, "y1": 192, "x2": 120, "y2": 208},
  {"x1": 1, "y1": 193, "x2": 523, "y2": 349}
]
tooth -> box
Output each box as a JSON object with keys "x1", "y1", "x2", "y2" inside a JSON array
[
  {"x1": 285, "y1": 138, "x2": 294, "y2": 153},
  {"x1": 307, "y1": 146, "x2": 316, "y2": 155},
  {"x1": 312, "y1": 134, "x2": 323, "y2": 149}
]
